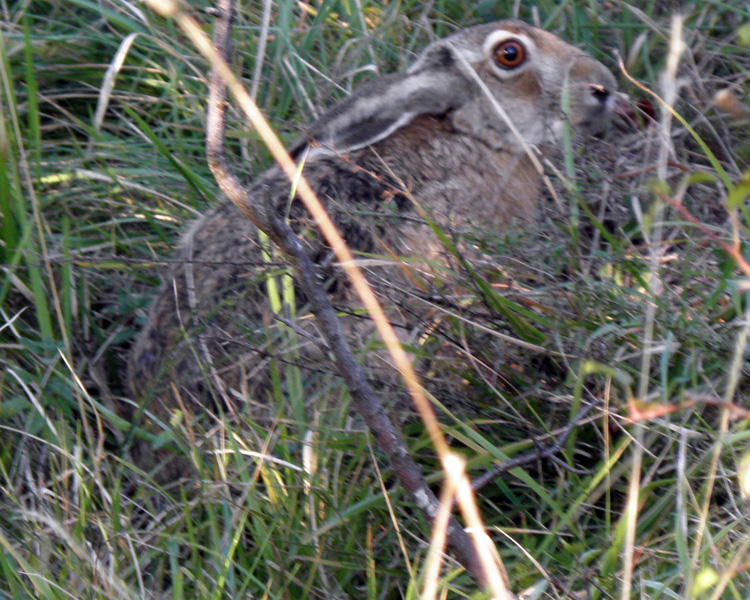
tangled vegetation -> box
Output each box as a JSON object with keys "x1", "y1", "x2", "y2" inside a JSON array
[{"x1": 1, "y1": 1, "x2": 749, "y2": 598}]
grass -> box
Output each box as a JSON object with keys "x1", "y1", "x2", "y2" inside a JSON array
[{"x1": 2, "y1": 0, "x2": 750, "y2": 598}]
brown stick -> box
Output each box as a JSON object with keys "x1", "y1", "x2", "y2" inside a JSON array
[{"x1": 204, "y1": 0, "x2": 496, "y2": 591}]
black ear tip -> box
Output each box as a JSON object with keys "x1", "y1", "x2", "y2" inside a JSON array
[
  {"x1": 422, "y1": 44, "x2": 455, "y2": 69},
  {"x1": 289, "y1": 143, "x2": 306, "y2": 162},
  {"x1": 288, "y1": 133, "x2": 315, "y2": 161}
]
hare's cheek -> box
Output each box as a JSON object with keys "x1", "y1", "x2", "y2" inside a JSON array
[
  {"x1": 550, "y1": 119, "x2": 568, "y2": 143},
  {"x1": 488, "y1": 72, "x2": 547, "y2": 142}
]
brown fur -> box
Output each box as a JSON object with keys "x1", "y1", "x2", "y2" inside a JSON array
[{"x1": 126, "y1": 20, "x2": 617, "y2": 481}]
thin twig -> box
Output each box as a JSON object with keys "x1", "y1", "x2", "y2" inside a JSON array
[
  {"x1": 179, "y1": 0, "x2": 499, "y2": 591},
  {"x1": 471, "y1": 402, "x2": 599, "y2": 493}
]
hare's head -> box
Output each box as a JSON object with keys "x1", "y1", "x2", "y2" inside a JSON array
[{"x1": 294, "y1": 20, "x2": 617, "y2": 159}]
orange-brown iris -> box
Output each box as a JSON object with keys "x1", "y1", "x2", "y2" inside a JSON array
[{"x1": 493, "y1": 39, "x2": 526, "y2": 69}]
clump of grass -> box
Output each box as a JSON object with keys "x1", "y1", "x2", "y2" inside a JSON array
[{"x1": 1, "y1": 1, "x2": 749, "y2": 598}]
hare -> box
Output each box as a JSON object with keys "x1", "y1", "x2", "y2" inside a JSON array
[{"x1": 127, "y1": 20, "x2": 617, "y2": 476}]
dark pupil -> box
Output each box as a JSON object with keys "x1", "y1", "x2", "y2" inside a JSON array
[{"x1": 503, "y1": 44, "x2": 519, "y2": 63}]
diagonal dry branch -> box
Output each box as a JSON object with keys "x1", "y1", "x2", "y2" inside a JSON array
[{"x1": 197, "y1": 0, "x2": 504, "y2": 593}]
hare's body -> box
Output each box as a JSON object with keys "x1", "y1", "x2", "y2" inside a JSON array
[
  {"x1": 128, "y1": 20, "x2": 617, "y2": 475},
  {"x1": 131, "y1": 117, "x2": 538, "y2": 399}
]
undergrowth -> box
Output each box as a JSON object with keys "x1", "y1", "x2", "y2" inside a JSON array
[{"x1": 1, "y1": 1, "x2": 749, "y2": 599}]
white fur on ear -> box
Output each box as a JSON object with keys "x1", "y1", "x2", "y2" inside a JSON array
[{"x1": 290, "y1": 44, "x2": 474, "y2": 159}]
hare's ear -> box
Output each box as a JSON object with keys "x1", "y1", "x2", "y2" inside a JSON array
[{"x1": 290, "y1": 44, "x2": 471, "y2": 159}]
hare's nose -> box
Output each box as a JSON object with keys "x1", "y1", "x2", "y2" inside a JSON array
[
  {"x1": 589, "y1": 83, "x2": 611, "y2": 105},
  {"x1": 588, "y1": 83, "x2": 618, "y2": 116}
]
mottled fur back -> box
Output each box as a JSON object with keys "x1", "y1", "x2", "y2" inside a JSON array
[{"x1": 127, "y1": 20, "x2": 617, "y2": 480}]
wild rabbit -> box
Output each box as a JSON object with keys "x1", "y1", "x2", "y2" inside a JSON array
[{"x1": 127, "y1": 20, "x2": 617, "y2": 477}]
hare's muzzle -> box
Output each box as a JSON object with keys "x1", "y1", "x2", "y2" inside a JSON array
[
  {"x1": 559, "y1": 51, "x2": 618, "y2": 138},
  {"x1": 588, "y1": 83, "x2": 617, "y2": 123}
]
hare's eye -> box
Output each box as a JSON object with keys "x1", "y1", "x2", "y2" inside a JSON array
[{"x1": 493, "y1": 39, "x2": 526, "y2": 69}]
